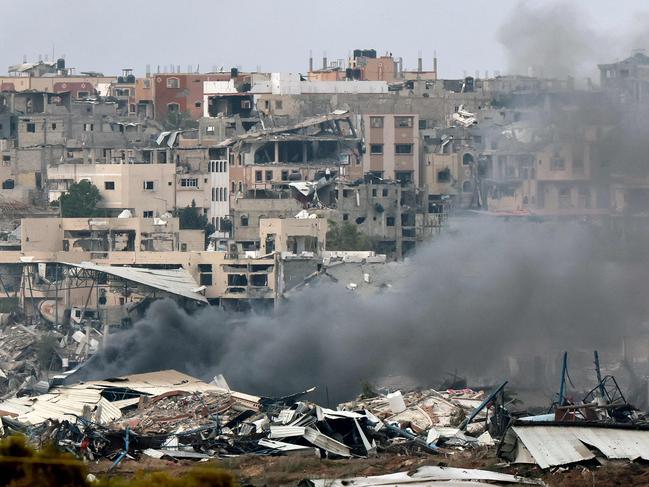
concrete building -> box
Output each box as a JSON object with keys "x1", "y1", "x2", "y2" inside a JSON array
[
  {"x1": 362, "y1": 113, "x2": 420, "y2": 185},
  {"x1": 47, "y1": 163, "x2": 176, "y2": 217}
]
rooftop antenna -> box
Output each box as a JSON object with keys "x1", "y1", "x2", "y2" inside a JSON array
[
  {"x1": 146, "y1": 64, "x2": 151, "y2": 77},
  {"x1": 52, "y1": 43, "x2": 55, "y2": 62},
  {"x1": 417, "y1": 49, "x2": 422, "y2": 73},
  {"x1": 23, "y1": 54, "x2": 27, "y2": 63},
  {"x1": 433, "y1": 50, "x2": 438, "y2": 74},
  {"x1": 309, "y1": 49, "x2": 313, "y2": 72}
]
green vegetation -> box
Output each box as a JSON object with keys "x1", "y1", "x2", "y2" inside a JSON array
[
  {"x1": 58, "y1": 180, "x2": 102, "y2": 217},
  {"x1": 174, "y1": 200, "x2": 215, "y2": 247},
  {"x1": 326, "y1": 221, "x2": 373, "y2": 251},
  {"x1": 0, "y1": 435, "x2": 236, "y2": 487}
]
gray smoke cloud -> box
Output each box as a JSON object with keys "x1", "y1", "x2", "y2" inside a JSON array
[
  {"x1": 497, "y1": 1, "x2": 649, "y2": 81},
  {"x1": 78, "y1": 219, "x2": 649, "y2": 403}
]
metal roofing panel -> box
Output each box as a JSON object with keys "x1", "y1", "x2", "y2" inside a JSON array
[
  {"x1": 572, "y1": 427, "x2": 649, "y2": 462},
  {"x1": 269, "y1": 425, "x2": 306, "y2": 438},
  {"x1": 512, "y1": 426, "x2": 595, "y2": 468},
  {"x1": 63, "y1": 263, "x2": 207, "y2": 303}
]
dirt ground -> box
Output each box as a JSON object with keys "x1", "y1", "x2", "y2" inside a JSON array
[{"x1": 88, "y1": 448, "x2": 649, "y2": 486}]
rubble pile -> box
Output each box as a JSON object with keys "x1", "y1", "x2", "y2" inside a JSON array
[
  {"x1": 0, "y1": 371, "x2": 499, "y2": 465},
  {"x1": 0, "y1": 323, "x2": 52, "y2": 398}
]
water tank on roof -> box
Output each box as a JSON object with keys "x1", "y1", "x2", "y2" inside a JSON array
[
  {"x1": 126, "y1": 74, "x2": 135, "y2": 83},
  {"x1": 117, "y1": 76, "x2": 125, "y2": 83},
  {"x1": 56, "y1": 58, "x2": 65, "y2": 70},
  {"x1": 230, "y1": 67, "x2": 239, "y2": 78}
]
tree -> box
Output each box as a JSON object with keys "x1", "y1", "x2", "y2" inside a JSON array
[
  {"x1": 326, "y1": 221, "x2": 373, "y2": 251},
  {"x1": 174, "y1": 200, "x2": 215, "y2": 247},
  {"x1": 58, "y1": 180, "x2": 102, "y2": 217},
  {"x1": 175, "y1": 200, "x2": 207, "y2": 229}
]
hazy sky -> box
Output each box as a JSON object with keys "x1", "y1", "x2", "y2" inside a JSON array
[{"x1": 0, "y1": 0, "x2": 645, "y2": 78}]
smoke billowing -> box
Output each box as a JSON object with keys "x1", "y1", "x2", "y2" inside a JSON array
[
  {"x1": 79, "y1": 220, "x2": 649, "y2": 402},
  {"x1": 497, "y1": 2, "x2": 649, "y2": 80}
]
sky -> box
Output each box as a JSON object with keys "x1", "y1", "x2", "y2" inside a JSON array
[{"x1": 0, "y1": 0, "x2": 645, "y2": 79}]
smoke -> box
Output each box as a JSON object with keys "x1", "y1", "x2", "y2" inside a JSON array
[
  {"x1": 497, "y1": 2, "x2": 649, "y2": 81},
  {"x1": 78, "y1": 219, "x2": 649, "y2": 403}
]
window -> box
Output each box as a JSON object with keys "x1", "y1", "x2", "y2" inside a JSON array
[
  {"x1": 382, "y1": 188, "x2": 389, "y2": 197},
  {"x1": 463, "y1": 153, "x2": 475, "y2": 165},
  {"x1": 370, "y1": 144, "x2": 383, "y2": 155},
  {"x1": 281, "y1": 170, "x2": 289, "y2": 181},
  {"x1": 83, "y1": 123, "x2": 93, "y2": 132},
  {"x1": 395, "y1": 116, "x2": 413, "y2": 128},
  {"x1": 181, "y1": 178, "x2": 198, "y2": 187},
  {"x1": 104, "y1": 181, "x2": 115, "y2": 190},
  {"x1": 387, "y1": 216, "x2": 395, "y2": 226},
  {"x1": 240, "y1": 215, "x2": 249, "y2": 227},
  {"x1": 418, "y1": 119, "x2": 427, "y2": 129},
  {"x1": 77, "y1": 91, "x2": 89, "y2": 99},
  {"x1": 275, "y1": 100, "x2": 283, "y2": 109},
  {"x1": 143, "y1": 181, "x2": 155, "y2": 190},
  {"x1": 370, "y1": 116, "x2": 384, "y2": 128},
  {"x1": 551, "y1": 157, "x2": 565, "y2": 171},
  {"x1": 195, "y1": 101, "x2": 202, "y2": 108},
  {"x1": 437, "y1": 168, "x2": 451, "y2": 183},
  {"x1": 343, "y1": 213, "x2": 349, "y2": 221},
  {"x1": 26, "y1": 122, "x2": 36, "y2": 133},
  {"x1": 462, "y1": 180, "x2": 473, "y2": 193},
  {"x1": 241, "y1": 100, "x2": 251, "y2": 109},
  {"x1": 51, "y1": 123, "x2": 57, "y2": 130},
  {"x1": 167, "y1": 103, "x2": 180, "y2": 113},
  {"x1": 265, "y1": 170, "x2": 273, "y2": 181},
  {"x1": 206, "y1": 125, "x2": 215, "y2": 134},
  {"x1": 143, "y1": 211, "x2": 154, "y2": 218},
  {"x1": 395, "y1": 144, "x2": 413, "y2": 154},
  {"x1": 372, "y1": 189, "x2": 377, "y2": 197},
  {"x1": 143, "y1": 79, "x2": 151, "y2": 88},
  {"x1": 166, "y1": 77, "x2": 180, "y2": 89},
  {"x1": 255, "y1": 170, "x2": 262, "y2": 182},
  {"x1": 198, "y1": 264, "x2": 212, "y2": 286}
]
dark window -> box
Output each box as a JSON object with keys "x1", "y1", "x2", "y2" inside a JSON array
[
  {"x1": 418, "y1": 119, "x2": 427, "y2": 129},
  {"x1": 281, "y1": 170, "x2": 289, "y2": 181},
  {"x1": 143, "y1": 181, "x2": 154, "y2": 190},
  {"x1": 104, "y1": 181, "x2": 115, "y2": 190},
  {"x1": 387, "y1": 216, "x2": 395, "y2": 226},
  {"x1": 395, "y1": 144, "x2": 413, "y2": 154},
  {"x1": 462, "y1": 180, "x2": 473, "y2": 192},
  {"x1": 143, "y1": 210, "x2": 154, "y2": 218},
  {"x1": 370, "y1": 116, "x2": 384, "y2": 128},
  {"x1": 265, "y1": 170, "x2": 273, "y2": 181},
  {"x1": 195, "y1": 101, "x2": 202, "y2": 108},
  {"x1": 240, "y1": 215, "x2": 249, "y2": 226},
  {"x1": 255, "y1": 170, "x2": 262, "y2": 182},
  {"x1": 395, "y1": 116, "x2": 413, "y2": 128},
  {"x1": 343, "y1": 213, "x2": 349, "y2": 221},
  {"x1": 382, "y1": 188, "x2": 389, "y2": 197},
  {"x1": 26, "y1": 122, "x2": 36, "y2": 133},
  {"x1": 51, "y1": 123, "x2": 57, "y2": 130},
  {"x1": 437, "y1": 168, "x2": 451, "y2": 182},
  {"x1": 370, "y1": 144, "x2": 383, "y2": 155},
  {"x1": 372, "y1": 188, "x2": 377, "y2": 197}
]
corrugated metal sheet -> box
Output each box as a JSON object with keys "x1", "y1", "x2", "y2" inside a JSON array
[
  {"x1": 64, "y1": 263, "x2": 207, "y2": 303},
  {"x1": 512, "y1": 425, "x2": 649, "y2": 468},
  {"x1": 269, "y1": 425, "x2": 306, "y2": 438}
]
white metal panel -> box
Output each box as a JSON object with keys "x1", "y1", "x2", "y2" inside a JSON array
[
  {"x1": 512, "y1": 426, "x2": 595, "y2": 468},
  {"x1": 573, "y1": 428, "x2": 649, "y2": 461}
]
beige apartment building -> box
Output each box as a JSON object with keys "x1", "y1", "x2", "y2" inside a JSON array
[
  {"x1": 362, "y1": 114, "x2": 420, "y2": 185},
  {"x1": 47, "y1": 163, "x2": 176, "y2": 217},
  {"x1": 0, "y1": 216, "x2": 331, "y2": 321}
]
